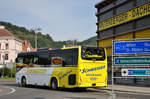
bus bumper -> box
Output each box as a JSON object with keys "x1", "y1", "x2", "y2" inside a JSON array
[{"x1": 77, "y1": 82, "x2": 107, "y2": 88}]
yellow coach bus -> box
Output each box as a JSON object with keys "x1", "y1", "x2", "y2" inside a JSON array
[{"x1": 16, "y1": 46, "x2": 107, "y2": 90}]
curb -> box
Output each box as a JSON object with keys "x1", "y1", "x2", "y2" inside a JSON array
[
  {"x1": 0, "y1": 80, "x2": 15, "y2": 82},
  {"x1": 98, "y1": 88, "x2": 150, "y2": 95}
]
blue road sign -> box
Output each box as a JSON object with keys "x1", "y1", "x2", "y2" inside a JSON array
[
  {"x1": 121, "y1": 69, "x2": 150, "y2": 76},
  {"x1": 114, "y1": 41, "x2": 150, "y2": 54},
  {"x1": 114, "y1": 57, "x2": 150, "y2": 65}
]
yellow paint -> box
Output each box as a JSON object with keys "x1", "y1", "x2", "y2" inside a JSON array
[
  {"x1": 49, "y1": 46, "x2": 107, "y2": 88},
  {"x1": 98, "y1": 33, "x2": 133, "y2": 56},
  {"x1": 98, "y1": 38, "x2": 113, "y2": 56},
  {"x1": 99, "y1": 38, "x2": 113, "y2": 47},
  {"x1": 16, "y1": 46, "x2": 107, "y2": 88},
  {"x1": 78, "y1": 47, "x2": 107, "y2": 87},
  {"x1": 115, "y1": 33, "x2": 133, "y2": 40},
  {"x1": 106, "y1": 47, "x2": 112, "y2": 56},
  {"x1": 49, "y1": 67, "x2": 77, "y2": 88},
  {"x1": 78, "y1": 62, "x2": 107, "y2": 87},
  {"x1": 27, "y1": 69, "x2": 47, "y2": 73},
  {"x1": 86, "y1": 54, "x2": 102, "y2": 58},
  {"x1": 99, "y1": 2, "x2": 150, "y2": 31},
  {"x1": 136, "y1": 28, "x2": 150, "y2": 38}
]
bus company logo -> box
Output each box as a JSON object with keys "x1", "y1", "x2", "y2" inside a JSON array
[{"x1": 82, "y1": 66, "x2": 105, "y2": 74}]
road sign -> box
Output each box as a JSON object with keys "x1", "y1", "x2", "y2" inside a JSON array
[
  {"x1": 114, "y1": 57, "x2": 150, "y2": 65},
  {"x1": 121, "y1": 69, "x2": 150, "y2": 76},
  {"x1": 114, "y1": 41, "x2": 150, "y2": 54}
]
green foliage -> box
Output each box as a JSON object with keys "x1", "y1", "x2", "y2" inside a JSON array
[
  {"x1": 0, "y1": 77, "x2": 15, "y2": 80},
  {"x1": 0, "y1": 21, "x2": 97, "y2": 48},
  {"x1": 0, "y1": 21, "x2": 55, "y2": 48},
  {"x1": 78, "y1": 36, "x2": 97, "y2": 46},
  {"x1": 0, "y1": 66, "x2": 16, "y2": 78}
]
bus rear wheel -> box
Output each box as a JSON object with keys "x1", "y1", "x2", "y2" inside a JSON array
[
  {"x1": 21, "y1": 77, "x2": 27, "y2": 87},
  {"x1": 51, "y1": 78, "x2": 58, "y2": 90}
]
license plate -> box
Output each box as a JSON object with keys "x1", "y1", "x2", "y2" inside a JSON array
[{"x1": 90, "y1": 78, "x2": 97, "y2": 80}]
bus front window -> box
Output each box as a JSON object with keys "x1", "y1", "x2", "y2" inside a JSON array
[{"x1": 81, "y1": 46, "x2": 105, "y2": 61}]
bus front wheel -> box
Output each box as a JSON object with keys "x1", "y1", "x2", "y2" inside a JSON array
[
  {"x1": 21, "y1": 77, "x2": 27, "y2": 87},
  {"x1": 51, "y1": 78, "x2": 58, "y2": 90}
]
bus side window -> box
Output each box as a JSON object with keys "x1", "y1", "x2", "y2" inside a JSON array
[
  {"x1": 33, "y1": 56, "x2": 39, "y2": 64},
  {"x1": 61, "y1": 49, "x2": 74, "y2": 67},
  {"x1": 38, "y1": 52, "x2": 51, "y2": 67},
  {"x1": 16, "y1": 57, "x2": 23, "y2": 64},
  {"x1": 49, "y1": 50, "x2": 61, "y2": 67},
  {"x1": 72, "y1": 48, "x2": 78, "y2": 66},
  {"x1": 23, "y1": 57, "x2": 29, "y2": 65},
  {"x1": 23, "y1": 56, "x2": 33, "y2": 65}
]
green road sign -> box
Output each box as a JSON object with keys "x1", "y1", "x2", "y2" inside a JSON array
[{"x1": 114, "y1": 57, "x2": 150, "y2": 65}]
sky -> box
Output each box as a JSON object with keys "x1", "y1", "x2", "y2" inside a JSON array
[{"x1": 0, "y1": 0, "x2": 102, "y2": 41}]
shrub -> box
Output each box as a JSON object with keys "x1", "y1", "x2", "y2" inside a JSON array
[{"x1": 0, "y1": 65, "x2": 16, "y2": 78}]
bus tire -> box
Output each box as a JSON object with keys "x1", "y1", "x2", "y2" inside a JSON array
[
  {"x1": 51, "y1": 78, "x2": 58, "y2": 90},
  {"x1": 21, "y1": 77, "x2": 27, "y2": 87}
]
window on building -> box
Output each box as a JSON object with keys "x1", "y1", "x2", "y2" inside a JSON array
[
  {"x1": 116, "y1": 1, "x2": 133, "y2": 14},
  {"x1": 100, "y1": 10, "x2": 113, "y2": 21},
  {"x1": 136, "y1": 0, "x2": 149, "y2": 6},
  {"x1": 115, "y1": 0, "x2": 127, "y2": 6},
  {"x1": 5, "y1": 54, "x2": 8, "y2": 60},
  {"x1": 5, "y1": 43, "x2": 9, "y2": 50},
  {"x1": 136, "y1": 16, "x2": 150, "y2": 29},
  {"x1": 100, "y1": 3, "x2": 114, "y2": 13},
  {"x1": 115, "y1": 22, "x2": 133, "y2": 35},
  {"x1": 99, "y1": 28, "x2": 113, "y2": 39}
]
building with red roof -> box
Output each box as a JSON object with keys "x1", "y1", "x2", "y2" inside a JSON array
[
  {"x1": 22, "y1": 40, "x2": 35, "y2": 52},
  {"x1": 0, "y1": 26, "x2": 22, "y2": 68}
]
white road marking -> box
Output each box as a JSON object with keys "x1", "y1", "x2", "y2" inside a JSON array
[
  {"x1": 6, "y1": 88, "x2": 16, "y2": 95},
  {"x1": 0, "y1": 87, "x2": 16, "y2": 96}
]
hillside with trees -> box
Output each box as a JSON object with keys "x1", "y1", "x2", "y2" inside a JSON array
[{"x1": 0, "y1": 21, "x2": 97, "y2": 48}]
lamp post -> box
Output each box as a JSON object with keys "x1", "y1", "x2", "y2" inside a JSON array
[
  {"x1": 2, "y1": 55, "x2": 5, "y2": 78},
  {"x1": 72, "y1": 39, "x2": 77, "y2": 46},
  {"x1": 31, "y1": 27, "x2": 41, "y2": 50}
]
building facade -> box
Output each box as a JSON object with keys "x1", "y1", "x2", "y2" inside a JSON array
[
  {"x1": 95, "y1": 0, "x2": 150, "y2": 84},
  {"x1": 95, "y1": 0, "x2": 150, "y2": 56},
  {"x1": 0, "y1": 26, "x2": 22, "y2": 67},
  {"x1": 22, "y1": 40, "x2": 35, "y2": 52}
]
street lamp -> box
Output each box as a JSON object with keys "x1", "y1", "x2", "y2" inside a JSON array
[
  {"x1": 31, "y1": 27, "x2": 41, "y2": 50},
  {"x1": 72, "y1": 39, "x2": 77, "y2": 46},
  {"x1": 2, "y1": 55, "x2": 5, "y2": 78}
]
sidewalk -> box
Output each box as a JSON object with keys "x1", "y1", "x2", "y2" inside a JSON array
[{"x1": 99, "y1": 85, "x2": 150, "y2": 94}]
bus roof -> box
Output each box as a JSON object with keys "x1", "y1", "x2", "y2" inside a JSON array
[{"x1": 17, "y1": 46, "x2": 103, "y2": 57}]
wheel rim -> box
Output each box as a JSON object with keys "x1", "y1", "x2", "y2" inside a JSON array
[
  {"x1": 22, "y1": 78, "x2": 26, "y2": 87},
  {"x1": 51, "y1": 79, "x2": 57, "y2": 90}
]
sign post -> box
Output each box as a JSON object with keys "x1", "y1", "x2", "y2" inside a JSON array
[{"x1": 112, "y1": 39, "x2": 150, "y2": 99}]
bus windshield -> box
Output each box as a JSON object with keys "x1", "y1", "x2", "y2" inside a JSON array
[{"x1": 81, "y1": 46, "x2": 105, "y2": 61}]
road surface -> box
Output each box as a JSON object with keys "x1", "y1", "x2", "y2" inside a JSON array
[
  {"x1": 0, "y1": 81, "x2": 150, "y2": 99},
  {"x1": 0, "y1": 81, "x2": 110, "y2": 99}
]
